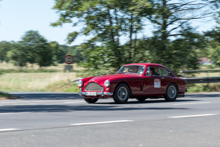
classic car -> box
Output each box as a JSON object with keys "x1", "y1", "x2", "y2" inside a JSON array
[{"x1": 78, "y1": 63, "x2": 187, "y2": 104}]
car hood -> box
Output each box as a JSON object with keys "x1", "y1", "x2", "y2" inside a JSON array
[{"x1": 85, "y1": 74, "x2": 142, "y2": 85}]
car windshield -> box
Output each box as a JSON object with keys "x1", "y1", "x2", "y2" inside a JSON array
[{"x1": 117, "y1": 65, "x2": 145, "y2": 75}]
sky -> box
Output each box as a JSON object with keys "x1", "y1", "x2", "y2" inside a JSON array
[{"x1": 0, "y1": 0, "x2": 218, "y2": 46}]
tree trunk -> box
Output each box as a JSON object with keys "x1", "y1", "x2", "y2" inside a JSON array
[
  {"x1": 134, "y1": 27, "x2": 138, "y2": 58},
  {"x1": 129, "y1": 13, "x2": 133, "y2": 63},
  {"x1": 161, "y1": 0, "x2": 168, "y2": 59},
  {"x1": 114, "y1": 8, "x2": 120, "y2": 45},
  {"x1": 107, "y1": 8, "x2": 114, "y2": 42}
]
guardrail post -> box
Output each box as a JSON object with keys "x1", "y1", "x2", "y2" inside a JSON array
[{"x1": 206, "y1": 71, "x2": 209, "y2": 87}]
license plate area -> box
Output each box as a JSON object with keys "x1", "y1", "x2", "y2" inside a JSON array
[{"x1": 85, "y1": 92, "x2": 97, "y2": 96}]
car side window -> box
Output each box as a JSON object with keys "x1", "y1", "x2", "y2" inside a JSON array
[
  {"x1": 145, "y1": 66, "x2": 161, "y2": 76},
  {"x1": 145, "y1": 67, "x2": 150, "y2": 76},
  {"x1": 160, "y1": 68, "x2": 169, "y2": 76},
  {"x1": 154, "y1": 68, "x2": 160, "y2": 76}
]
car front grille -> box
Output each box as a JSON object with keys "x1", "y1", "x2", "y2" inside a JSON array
[{"x1": 85, "y1": 82, "x2": 103, "y2": 91}]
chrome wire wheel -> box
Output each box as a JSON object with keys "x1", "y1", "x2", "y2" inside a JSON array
[
  {"x1": 168, "y1": 85, "x2": 177, "y2": 99},
  {"x1": 165, "y1": 83, "x2": 178, "y2": 101},
  {"x1": 113, "y1": 83, "x2": 130, "y2": 104},
  {"x1": 117, "y1": 87, "x2": 128, "y2": 101}
]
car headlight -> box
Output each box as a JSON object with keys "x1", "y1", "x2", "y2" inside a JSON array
[
  {"x1": 104, "y1": 80, "x2": 110, "y2": 87},
  {"x1": 78, "y1": 80, "x2": 83, "y2": 87}
]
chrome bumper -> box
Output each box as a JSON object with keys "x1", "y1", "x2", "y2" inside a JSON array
[{"x1": 78, "y1": 88, "x2": 113, "y2": 97}]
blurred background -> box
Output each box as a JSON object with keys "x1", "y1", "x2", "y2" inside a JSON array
[{"x1": 0, "y1": 0, "x2": 220, "y2": 93}]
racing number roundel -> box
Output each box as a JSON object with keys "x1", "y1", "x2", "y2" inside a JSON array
[
  {"x1": 154, "y1": 79, "x2": 161, "y2": 88},
  {"x1": 64, "y1": 55, "x2": 74, "y2": 64}
]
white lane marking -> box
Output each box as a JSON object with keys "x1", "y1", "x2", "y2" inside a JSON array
[
  {"x1": 0, "y1": 112, "x2": 31, "y2": 115},
  {"x1": 173, "y1": 102, "x2": 211, "y2": 105},
  {"x1": 0, "y1": 113, "x2": 17, "y2": 115},
  {"x1": 168, "y1": 114, "x2": 217, "y2": 119},
  {"x1": 70, "y1": 120, "x2": 133, "y2": 126},
  {"x1": 0, "y1": 128, "x2": 20, "y2": 132},
  {"x1": 63, "y1": 101, "x2": 84, "y2": 104}
]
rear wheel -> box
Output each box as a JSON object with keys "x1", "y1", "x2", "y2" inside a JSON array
[
  {"x1": 113, "y1": 83, "x2": 130, "y2": 104},
  {"x1": 84, "y1": 98, "x2": 99, "y2": 103},
  {"x1": 164, "y1": 83, "x2": 178, "y2": 101}
]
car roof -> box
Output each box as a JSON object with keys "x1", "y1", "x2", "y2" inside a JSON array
[
  {"x1": 124, "y1": 63, "x2": 165, "y2": 67},
  {"x1": 123, "y1": 63, "x2": 176, "y2": 77}
]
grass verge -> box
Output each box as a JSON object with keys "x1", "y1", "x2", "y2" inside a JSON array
[
  {"x1": 187, "y1": 83, "x2": 220, "y2": 93},
  {"x1": 45, "y1": 81, "x2": 79, "y2": 92}
]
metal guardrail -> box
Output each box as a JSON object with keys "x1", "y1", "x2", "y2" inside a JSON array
[
  {"x1": 180, "y1": 70, "x2": 220, "y2": 73},
  {"x1": 183, "y1": 77, "x2": 220, "y2": 84},
  {"x1": 180, "y1": 69, "x2": 220, "y2": 84}
]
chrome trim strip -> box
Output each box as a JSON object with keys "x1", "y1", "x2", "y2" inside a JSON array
[{"x1": 78, "y1": 90, "x2": 113, "y2": 96}]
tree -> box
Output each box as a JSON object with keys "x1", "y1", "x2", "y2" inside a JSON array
[
  {"x1": 49, "y1": 41, "x2": 66, "y2": 64},
  {"x1": 52, "y1": 0, "x2": 149, "y2": 69},
  {"x1": 0, "y1": 41, "x2": 12, "y2": 63},
  {"x1": 20, "y1": 30, "x2": 54, "y2": 67},
  {"x1": 52, "y1": 0, "x2": 214, "y2": 74},
  {"x1": 204, "y1": 29, "x2": 220, "y2": 66},
  {"x1": 7, "y1": 42, "x2": 28, "y2": 68},
  {"x1": 136, "y1": 0, "x2": 212, "y2": 65},
  {"x1": 66, "y1": 45, "x2": 85, "y2": 63},
  {"x1": 202, "y1": 0, "x2": 220, "y2": 66}
]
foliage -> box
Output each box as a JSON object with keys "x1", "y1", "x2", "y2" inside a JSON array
[
  {"x1": 7, "y1": 42, "x2": 28, "y2": 67},
  {"x1": 0, "y1": 41, "x2": 13, "y2": 63},
  {"x1": 20, "y1": 30, "x2": 53, "y2": 67},
  {"x1": 52, "y1": 0, "x2": 148, "y2": 69},
  {"x1": 52, "y1": 0, "x2": 213, "y2": 75},
  {"x1": 0, "y1": 92, "x2": 13, "y2": 98},
  {"x1": 204, "y1": 28, "x2": 220, "y2": 66}
]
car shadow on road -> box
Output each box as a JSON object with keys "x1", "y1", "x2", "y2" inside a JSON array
[
  {"x1": 97, "y1": 99, "x2": 200, "y2": 105},
  {"x1": 0, "y1": 104, "x2": 189, "y2": 113},
  {"x1": 8, "y1": 93, "x2": 82, "y2": 100}
]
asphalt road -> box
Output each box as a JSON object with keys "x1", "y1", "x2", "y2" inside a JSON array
[{"x1": 0, "y1": 92, "x2": 220, "y2": 147}]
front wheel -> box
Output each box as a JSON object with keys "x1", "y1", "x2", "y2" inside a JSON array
[
  {"x1": 84, "y1": 98, "x2": 99, "y2": 103},
  {"x1": 113, "y1": 83, "x2": 130, "y2": 104},
  {"x1": 164, "y1": 83, "x2": 178, "y2": 101}
]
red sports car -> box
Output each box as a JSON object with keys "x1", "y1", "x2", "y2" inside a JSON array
[{"x1": 78, "y1": 63, "x2": 187, "y2": 104}]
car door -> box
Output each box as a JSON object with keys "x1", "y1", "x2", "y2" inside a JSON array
[
  {"x1": 143, "y1": 66, "x2": 164, "y2": 95},
  {"x1": 159, "y1": 67, "x2": 173, "y2": 94}
]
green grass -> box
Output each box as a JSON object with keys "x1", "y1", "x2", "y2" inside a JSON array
[
  {"x1": 0, "y1": 62, "x2": 81, "y2": 92},
  {"x1": 187, "y1": 83, "x2": 220, "y2": 93},
  {"x1": 0, "y1": 72, "x2": 78, "y2": 92},
  {"x1": 45, "y1": 81, "x2": 79, "y2": 92}
]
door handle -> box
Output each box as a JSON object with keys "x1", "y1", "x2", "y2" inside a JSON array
[{"x1": 160, "y1": 77, "x2": 165, "y2": 79}]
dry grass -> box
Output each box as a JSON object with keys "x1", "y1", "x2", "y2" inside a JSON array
[
  {"x1": 0, "y1": 72, "x2": 77, "y2": 92},
  {"x1": 0, "y1": 62, "x2": 82, "y2": 92},
  {"x1": 0, "y1": 62, "x2": 83, "y2": 70}
]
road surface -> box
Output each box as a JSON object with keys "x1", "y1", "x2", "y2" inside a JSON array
[{"x1": 0, "y1": 92, "x2": 219, "y2": 147}]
